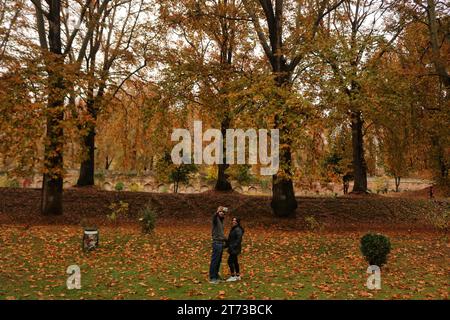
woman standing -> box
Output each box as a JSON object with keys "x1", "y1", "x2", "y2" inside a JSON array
[{"x1": 226, "y1": 217, "x2": 244, "y2": 282}]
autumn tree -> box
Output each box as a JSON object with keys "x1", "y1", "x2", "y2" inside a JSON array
[
  {"x1": 243, "y1": 0, "x2": 344, "y2": 216},
  {"x1": 414, "y1": 0, "x2": 449, "y2": 90},
  {"x1": 74, "y1": 0, "x2": 154, "y2": 186},
  {"x1": 155, "y1": 151, "x2": 198, "y2": 193},
  {"x1": 30, "y1": 0, "x2": 95, "y2": 214},
  {"x1": 158, "y1": 0, "x2": 258, "y2": 191},
  {"x1": 0, "y1": 0, "x2": 24, "y2": 62},
  {"x1": 28, "y1": 0, "x2": 146, "y2": 213},
  {"x1": 372, "y1": 60, "x2": 414, "y2": 192},
  {"x1": 321, "y1": 126, "x2": 353, "y2": 192},
  {"x1": 396, "y1": 0, "x2": 449, "y2": 185},
  {"x1": 403, "y1": 22, "x2": 448, "y2": 185},
  {"x1": 0, "y1": 1, "x2": 35, "y2": 173},
  {"x1": 314, "y1": 0, "x2": 407, "y2": 194},
  {"x1": 94, "y1": 75, "x2": 186, "y2": 174}
]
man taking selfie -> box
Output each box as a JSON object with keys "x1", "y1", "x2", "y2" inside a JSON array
[{"x1": 209, "y1": 206, "x2": 228, "y2": 284}]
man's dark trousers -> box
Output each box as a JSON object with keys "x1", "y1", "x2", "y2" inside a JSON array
[{"x1": 209, "y1": 241, "x2": 223, "y2": 280}]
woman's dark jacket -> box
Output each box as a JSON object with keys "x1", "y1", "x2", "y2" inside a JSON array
[{"x1": 226, "y1": 225, "x2": 244, "y2": 255}]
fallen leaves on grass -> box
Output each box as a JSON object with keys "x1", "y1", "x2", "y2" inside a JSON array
[{"x1": 0, "y1": 224, "x2": 448, "y2": 300}]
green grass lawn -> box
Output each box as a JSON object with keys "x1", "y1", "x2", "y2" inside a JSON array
[{"x1": 0, "y1": 224, "x2": 448, "y2": 300}]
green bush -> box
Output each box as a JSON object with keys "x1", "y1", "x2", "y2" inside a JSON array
[
  {"x1": 115, "y1": 182, "x2": 124, "y2": 191},
  {"x1": 304, "y1": 215, "x2": 323, "y2": 231},
  {"x1": 107, "y1": 201, "x2": 129, "y2": 223},
  {"x1": 0, "y1": 175, "x2": 7, "y2": 187},
  {"x1": 259, "y1": 178, "x2": 270, "y2": 191},
  {"x1": 374, "y1": 176, "x2": 389, "y2": 194},
  {"x1": 204, "y1": 166, "x2": 218, "y2": 182},
  {"x1": 155, "y1": 151, "x2": 197, "y2": 193},
  {"x1": 360, "y1": 233, "x2": 391, "y2": 267},
  {"x1": 7, "y1": 179, "x2": 19, "y2": 188},
  {"x1": 139, "y1": 205, "x2": 158, "y2": 234},
  {"x1": 129, "y1": 183, "x2": 141, "y2": 192},
  {"x1": 169, "y1": 163, "x2": 197, "y2": 193},
  {"x1": 0, "y1": 175, "x2": 20, "y2": 188},
  {"x1": 94, "y1": 172, "x2": 106, "y2": 182},
  {"x1": 230, "y1": 165, "x2": 254, "y2": 185}
]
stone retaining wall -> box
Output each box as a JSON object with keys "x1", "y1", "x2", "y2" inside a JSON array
[{"x1": 8, "y1": 172, "x2": 433, "y2": 196}]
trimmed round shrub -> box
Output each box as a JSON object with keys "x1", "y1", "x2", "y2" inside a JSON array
[
  {"x1": 129, "y1": 183, "x2": 141, "y2": 192},
  {"x1": 360, "y1": 233, "x2": 391, "y2": 267},
  {"x1": 115, "y1": 182, "x2": 124, "y2": 191}
]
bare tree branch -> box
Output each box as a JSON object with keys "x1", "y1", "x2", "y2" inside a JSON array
[{"x1": 31, "y1": 0, "x2": 48, "y2": 50}]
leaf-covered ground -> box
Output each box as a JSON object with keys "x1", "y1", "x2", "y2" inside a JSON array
[
  {"x1": 0, "y1": 188, "x2": 448, "y2": 299},
  {"x1": 0, "y1": 224, "x2": 448, "y2": 300},
  {"x1": 0, "y1": 187, "x2": 448, "y2": 232}
]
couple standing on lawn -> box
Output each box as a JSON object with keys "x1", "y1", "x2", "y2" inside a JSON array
[{"x1": 209, "y1": 206, "x2": 244, "y2": 284}]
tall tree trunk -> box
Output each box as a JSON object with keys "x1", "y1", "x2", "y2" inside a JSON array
[
  {"x1": 41, "y1": 79, "x2": 64, "y2": 215},
  {"x1": 41, "y1": 0, "x2": 64, "y2": 215},
  {"x1": 215, "y1": 1, "x2": 234, "y2": 192},
  {"x1": 270, "y1": 138, "x2": 297, "y2": 216},
  {"x1": 77, "y1": 88, "x2": 103, "y2": 186},
  {"x1": 350, "y1": 110, "x2": 368, "y2": 193},
  {"x1": 76, "y1": 94, "x2": 96, "y2": 186},
  {"x1": 395, "y1": 176, "x2": 401, "y2": 192},
  {"x1": 270, "y1": 106, "x2": 297, "y2": 217},
  {"x1": 77, "y1": 125, "x2": 96, "y2": 186},
  {"x1": 215, "y1": 116, "x2": 232, "y2": 191},
  {"x1": 426, "y1": 0, "x2": 449, "y2": 186},
  {"x1": 41, "y1": 172, "x2": 63, "y2": 215},
  {"x1": 268, "y1": 63, "x2": 298, "y2": 216},
  {"x1": 431, "y1": 135, "x2": 449, "y2": 185},
  {"x1": 426, "y1": 0, "x2": 450, "y2": 90},
  {"x1": 105, "y1": 155, "x2": 113, "y2": 170}
]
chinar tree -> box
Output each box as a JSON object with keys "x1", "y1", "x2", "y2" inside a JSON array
[
  {"x1": 158, "y1": 0, "x2": 257, "y2": 192},
  {"x1": 314, "y1": 0, "x2": 406, "y2": 193},
  {"x1": 31, "y1": 0, "x2": 101, "y2": 214},
  {"x1": 243, "y1": 0, "x2": 345, "y2": 216}
]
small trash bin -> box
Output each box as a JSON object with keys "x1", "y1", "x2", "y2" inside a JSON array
[{"x1": 82, "y1": 228, "x2": 99, "y2": 251}]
